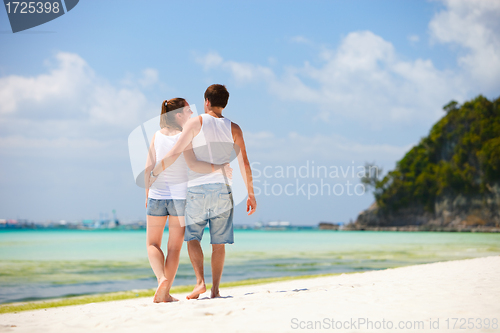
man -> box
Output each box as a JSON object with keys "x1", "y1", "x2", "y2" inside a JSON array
[{"x1": 150, "y1": 84, "x2": 256, "y2": 299}]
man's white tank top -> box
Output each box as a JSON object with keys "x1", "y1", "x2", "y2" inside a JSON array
[
  {"x1": 188, "y1": 114, "x2": 234, "y2": 187},
  {"x1": 148, "y1": 131, "x2": 188, "y2": 200}
]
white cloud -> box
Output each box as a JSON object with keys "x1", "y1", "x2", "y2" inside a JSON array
[
  {"x1": 196, "y1": 51, "x2": 274, "y2": 83},
  {"x1": 195, "y1": 1, "x2": 500, "y2": 131},
  {"x1": 429, "y1": 0, "x2": 500, "y2": 91},
  {"x1": 0, "y1": 52, "x2": 156, "y2": 128},
  {"x1": 0, "y1": 135, "x2": 122, "y2": 157},
  {"x1": 408, "y1": 34, "x2": 420, "y2": 43},
  {"x1": 224, "y1": 61, "x2": 274, "y2": 83},
  {"x1": 0, "y1": 53, "x2": 93, "y2": 116},
  {"x1": 290, "y1": 35, "x2": 312, "y2": 44},
  {"x1": 138, "y1": 68, "x2": 159, "y2": 88},
  {"x1": 196, "y1": 51, "x2": 223, "y2": 71},
  {"x1": 198, "y1": 1, "x2": 500, "y2": 129},
  {"x1": 0, "y1": 52, "x2": 161, "y2": 157},
  {"x1": 202, "y1": 31, "x2": 464, "y2": 128},
  {"x1": 245, "y1": 130, "x2": 412, "y2": 166},
  {"x1": 87, "y1": 84, "x2": 150, "y2": 127}
]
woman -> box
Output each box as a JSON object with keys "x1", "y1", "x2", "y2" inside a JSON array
[{"x1": 144, "y1": 98, "x2": 231, "y2": 302}]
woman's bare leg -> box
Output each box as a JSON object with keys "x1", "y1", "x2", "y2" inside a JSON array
[
  {"x1": 163, "y1": 215, "x2": 185, "y2": 302},
  {"x1": 146, "y1": 215, "x2": 168, "y2": 302}
]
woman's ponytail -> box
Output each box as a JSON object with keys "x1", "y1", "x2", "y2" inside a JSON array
[{"x1": 160, "y1": 98, "x2": 185, "y2": 131}]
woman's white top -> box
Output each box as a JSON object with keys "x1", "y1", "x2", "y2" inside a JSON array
[
  {"x1": 187, "y1": 114, "x2": 234, "y2": 187},
  {"x1": 148, "y1": 131, "x2": 188, "y2": 200}
]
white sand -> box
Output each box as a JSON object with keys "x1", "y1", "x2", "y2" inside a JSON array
[{"x1": 1, "y1": 256, "x2": 499, "y2": 333}]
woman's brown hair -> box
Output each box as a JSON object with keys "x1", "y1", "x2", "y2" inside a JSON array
[{"x1": 160, "y1": 98, "x2": 186, "y2": 131}]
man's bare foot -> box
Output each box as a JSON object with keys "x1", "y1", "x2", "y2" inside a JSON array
[
  {"x1": 211, "y1": 288, "x2": 220, "y2": 298},
  {"x1": 164, "y1": 294, "x2": 179, "y2": 302},
  {"x1": 186, "y1": 283, "x2": 206, "y2": 300},
  {"x1": 153, "y1": 278, "x2": 168, "y2": 303}
]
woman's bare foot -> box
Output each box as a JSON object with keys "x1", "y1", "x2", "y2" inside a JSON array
[
  {"x1": 153, "y1": 278, "x2": 169, "y2": 303},
  {"x1": 164, "y1": 294, "x2": 179, "y2": 302},
  {"x1": 211, "y1": 287, "x2": 220, "y2": 298},
  {"x1": 186, "y1": 283, "x2": 206, "y2": 299}
]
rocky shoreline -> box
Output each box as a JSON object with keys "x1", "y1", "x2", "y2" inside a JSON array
[
  {"x1": 344, "y1": 224, "x2": 500, "y2": 232},
  {"x1": 349, "y1": 183, "x2": 500, "y2": 232},
  {"x1": 351, "y1": 96, "x2": 500, "y2": 233}
]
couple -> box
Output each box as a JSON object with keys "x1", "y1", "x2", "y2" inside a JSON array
[{"x1": 145, "y1": 84, "x2": 256, "y2": 303}]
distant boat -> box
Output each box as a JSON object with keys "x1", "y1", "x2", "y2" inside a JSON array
[
  {"x1": 265, "y1": 221, "x2": 291, "y2": 230},
  {"x1": 267, "y1": 221, "x2": 291, "y2": 227}
]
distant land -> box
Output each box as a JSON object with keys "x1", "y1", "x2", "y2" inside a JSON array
[
  {"x1": 348, "y1": 95, "x2": 500, "y2": 232},
  {"x1": 0, "y1": 218, "x2": 344, "y2": 231}
]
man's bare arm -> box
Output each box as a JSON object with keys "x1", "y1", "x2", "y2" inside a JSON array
[
  {"x1": 151, "y1": 116, "x2": 202, "y2": 178},
  {"x1": 184, "y1": 142, "x2": 232, "y2": 177},
  {"x1": 232, "y1": 122, "x2": 256, "y2": 215}
]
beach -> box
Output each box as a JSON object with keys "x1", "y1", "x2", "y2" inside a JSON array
[
  {"x1": 1, "y1": 256, "x2": 499, "y2": 333},
  {"x1": 2, "y1": 229, "x2": 500, "y2": 304}
]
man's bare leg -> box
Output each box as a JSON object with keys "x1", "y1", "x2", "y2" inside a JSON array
[
  {"x1": 186, "y1": 239, "x2": 206, "y2": 299},
  {"x1": 211, "y1": 244, "x2": 225, "y2": 298}
]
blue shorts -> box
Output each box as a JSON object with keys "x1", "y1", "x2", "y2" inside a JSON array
[
  {"x1": 146, "y1": 198, "x2": 186, "y2": 217},
  {"x1": 184, "y1": 183, "x2": 234, "y2": 244}
]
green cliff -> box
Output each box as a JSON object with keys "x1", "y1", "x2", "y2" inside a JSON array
[{"x1": 353, "y1": 95, "x2": 500, "y2": 231}]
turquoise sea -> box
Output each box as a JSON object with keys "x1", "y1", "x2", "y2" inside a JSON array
[{"x1": 1, "y1": 229, "x2": 500, "y2": 304}]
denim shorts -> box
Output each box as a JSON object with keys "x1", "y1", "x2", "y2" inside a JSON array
[
  {"x1": 184, "y1": 183, "x2": 234, "y2": 244},
  {"x1": 146, "y1": 198, "x2": 186, "y2": 217}
]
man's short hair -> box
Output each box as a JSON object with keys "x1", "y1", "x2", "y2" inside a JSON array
[{"x1": 204, "y1": 84, "x2": 229, "y2": 108}]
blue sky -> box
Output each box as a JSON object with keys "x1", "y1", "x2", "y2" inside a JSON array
[{"x1": 1, "y1": 0, "x2": 499, "y2": 225}]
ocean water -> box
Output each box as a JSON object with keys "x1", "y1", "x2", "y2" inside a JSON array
[{"x1": 1, "y1": 229, "x2": 499, "y2": 304}]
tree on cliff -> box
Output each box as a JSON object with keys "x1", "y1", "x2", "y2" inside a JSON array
[{"x1": 372, "y1": 95, "x2": 500, "y2": 214}]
